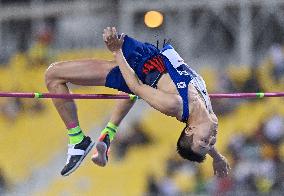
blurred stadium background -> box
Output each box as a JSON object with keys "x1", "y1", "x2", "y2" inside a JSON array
[{"x1": 0, "y1": 0, "x2": 284, "y2": 195}]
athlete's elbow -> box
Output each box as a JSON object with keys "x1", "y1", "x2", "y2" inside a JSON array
[
  {"x1": 168, "y1": 105, "x2": 180, "y2": 117},
  {"x1": 129, "y1": 83, "x2": 142, "y2": 95}
]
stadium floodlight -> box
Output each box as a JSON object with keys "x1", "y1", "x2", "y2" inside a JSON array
[{"x1": 144, "y1": 10, "x2": 164, "y2": 28}]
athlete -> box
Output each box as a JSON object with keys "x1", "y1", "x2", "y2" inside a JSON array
[{"x1": 45, "y1": 27, "x2": 230, "y2": 177}]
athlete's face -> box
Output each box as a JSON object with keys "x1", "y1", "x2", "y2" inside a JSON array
[{"x1": 186, "y1": 123, "x2": 217, "y2": 155}]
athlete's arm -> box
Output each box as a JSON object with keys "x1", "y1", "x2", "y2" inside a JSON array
[
  {"x1": 103, "y1": 27, "x2": 182, "y2": 118},
  {"x1": 115, "y1": 50, "x2": 182, "y2": 117},
  {"x1": 208, "y1": 146, "x2": 230, "y2": 177},
  {"x1": 109, "y1": 91, "x2": 136, "y2": 126}
]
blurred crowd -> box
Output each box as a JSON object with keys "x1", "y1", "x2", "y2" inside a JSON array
[
  {"x1": 0, "y1": 25, "x2": 53, "y2": 121},
  {"x1": 270, "y1": 44, "x2": 284, "y2": 83},
  {"x1": 112, "y1": 121, "x2": 152, "y2": 160},
  {"x1": 0, "y1": 25, "x2": 52, "y2": 194},
  {"x1": 211, "y1": 43, "x2": 284, "y2": 117},
  {"x1": 0, "y1": 168, "x2": 7, "y2": 195},
  {"x1": 0, "y1": 97, "x2": 44, "y2": 122}
]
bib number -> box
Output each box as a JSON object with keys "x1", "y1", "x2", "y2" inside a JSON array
[{"x1": 177, "y1": 82, "x2": 187, "y2": 89}]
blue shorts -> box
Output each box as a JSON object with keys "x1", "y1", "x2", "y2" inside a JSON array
[{"x1": 105, "y1": 35, "x2": 160, "y2": 94}]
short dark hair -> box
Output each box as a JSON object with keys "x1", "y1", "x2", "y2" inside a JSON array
[{"x1": 176, "y1": 126, "x2": 206, "y2": 163}]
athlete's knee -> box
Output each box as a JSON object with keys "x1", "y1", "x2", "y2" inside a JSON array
[{"x1": 45, "y1": 62, "x2": 63, "y2": 90}]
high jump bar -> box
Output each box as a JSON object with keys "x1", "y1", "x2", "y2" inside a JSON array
[{"x1": 0, "y1": 92, "x2": 284, "y2": 99}]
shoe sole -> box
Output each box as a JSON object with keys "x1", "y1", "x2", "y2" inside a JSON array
[
  {"x1": 62, "y1": 141, "x2": 96, "y2": 176},
  {"x1": 91, "y1": 141, "x2": 107, "y2": 167}
]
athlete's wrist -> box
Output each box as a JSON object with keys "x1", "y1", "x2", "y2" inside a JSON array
[
  {"x1": 113, "y1": 49, "x2": 123, "y2": 56},
  {"x1": 208, "y1": 146, "x2": 221, "y2": 159}
]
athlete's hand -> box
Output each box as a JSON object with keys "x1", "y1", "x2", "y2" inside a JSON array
[
  {"x1": 212, "y1": 154, "x2": 230, "y2": 178},
  {"x1": 103, "y1": 27, "x2": 125, "y2": 53}
]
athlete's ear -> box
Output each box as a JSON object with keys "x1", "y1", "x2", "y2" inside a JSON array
[{"x1": 185, "y1": 126, "x2": 193, "y2": 137}]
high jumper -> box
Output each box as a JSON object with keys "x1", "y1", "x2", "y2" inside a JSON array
[{"x1": 44, "y1": 27, "x2": 230, "y2": 177}]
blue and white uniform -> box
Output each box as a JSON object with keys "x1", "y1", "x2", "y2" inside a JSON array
[
  {"x1": 160, "y1": 45, "x2": 212, "y2": 121},
  {"x1": 105, "y1": 35, "x2": 212, "y2": 122}
]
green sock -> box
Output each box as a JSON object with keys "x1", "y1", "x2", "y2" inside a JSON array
[
  {"x1": 101, "y1": 122, "x2": 118, "y2": 141},
  {"x1": 68, "y1": 125, "x2": 85, "y2": 144}
]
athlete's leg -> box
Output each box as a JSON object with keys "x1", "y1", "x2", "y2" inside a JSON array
[
  {"x1": 45, "y1": 59, "x2": 116, "y2": 176},
  {"x1": 45, "y1": 59, "x2": 116, "y2": 128}
]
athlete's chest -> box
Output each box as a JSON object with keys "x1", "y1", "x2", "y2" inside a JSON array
[
  {"x1": 157, "y1": 74, "x2": 198, "y2": 95},
  {"x1": 156, "y1": 73, "x2": 178, "y2": 94}
]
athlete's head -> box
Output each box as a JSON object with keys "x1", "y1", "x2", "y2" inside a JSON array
[
  {"x1": 177, "y1": 124, "x2": 217, "y2": 163},
  {"x1": 177, "y1": 126, "x2": 206, "y2": 162}
]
